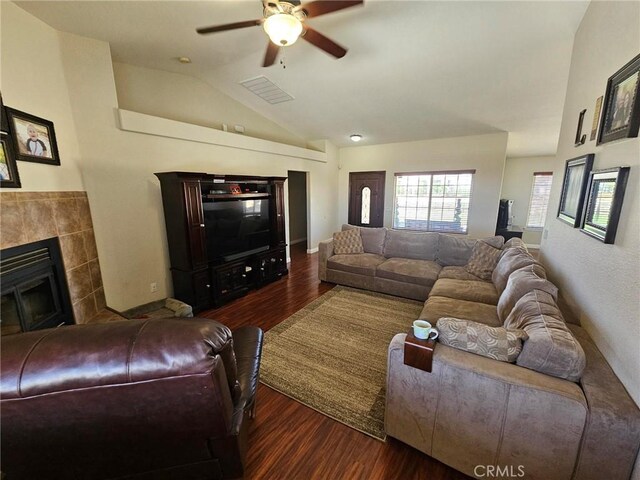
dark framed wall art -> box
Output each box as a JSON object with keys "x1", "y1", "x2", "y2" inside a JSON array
[
  {"x1": 580, "y1": 167, "x2": 630, "y2": 244},
  {"x1": 557, "y1": 153, "x2": 594, "y2": 227},
  {"x1": 5, "y1": 107, "x2": 61, "y2": 165},
  {"x1": 0, "y1": 95, "x2": 21, "y2": 188},
  {"x1": 598, "y1": 54, "x2": 640, "y2": 145},
  {"x1": 1, "y1": 134, "x2": 21, "y2": 188}
]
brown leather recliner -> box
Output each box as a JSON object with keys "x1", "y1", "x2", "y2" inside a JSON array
[{"x1": 0, "y1": 317, "x2": 263, "y2": 480}]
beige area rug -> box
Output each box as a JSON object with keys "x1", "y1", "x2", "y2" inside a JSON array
[{"x1": 260, "y1": 286, "x2": 423, "y2": 441}]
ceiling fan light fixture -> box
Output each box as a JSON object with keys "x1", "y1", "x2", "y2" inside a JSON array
[
  {"x1": 350, "y1": 134, "x2": 363, "y2": 142},
  {"x1": 263, "y1": 13, "x2": 303, "y2": 46}
]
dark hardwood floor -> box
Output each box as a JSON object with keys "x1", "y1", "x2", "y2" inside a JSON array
[{"x1": 201, "y1": 243, "x2": 470, "y2": 480}]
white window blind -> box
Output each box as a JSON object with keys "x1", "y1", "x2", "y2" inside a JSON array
[
  {"x1": 526, "y1": 172, "x2": 553, "y2": 228},
  {"x1": 393, "y1": 170, "x2": 474, "y2": 234}
]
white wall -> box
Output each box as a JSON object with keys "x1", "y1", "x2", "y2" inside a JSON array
[
  {"x1": 113, "y1": 62, "x2": 308, "y2": 149},
  {"x1": 500, "y1": 156, "x2": 556, "y2": 245},
  {"x1": 287, "y1": 170, "x2": 308, "y2": 244},
  {"x1": 540, "y1": 1, "x2": 640, "y2": 408},
  {"x1": 338, "y1": 133, "x2": 509, "y2": 238},
  {"x1": 2, "y1": 3, "x2": 340, "y2": 311},
  {"x1": 0, "y1": 2, "x2": 84, "y2": 191}
]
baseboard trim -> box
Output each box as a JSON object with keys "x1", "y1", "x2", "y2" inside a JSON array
[
  {"x1": 290, "y1": 237, "x2": 307, "y2": 245},
  {"x1": 307, "y1": 247, "x2": 319, "y2": 254},
  {"x1": 287, "y1": 257, "x2": 291, "y2": 264}
]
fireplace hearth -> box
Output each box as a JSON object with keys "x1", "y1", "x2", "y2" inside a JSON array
[{"x1": 1, "y1": 238, "x2": 74, "y2": 336}]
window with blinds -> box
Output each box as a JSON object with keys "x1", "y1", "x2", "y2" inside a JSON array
[
  {"x1": 393, "y1": 170, "x2": 475, "y2": 234},
  {"x1": 526, "y1": 172, "x2": 553, "y2": 229}
]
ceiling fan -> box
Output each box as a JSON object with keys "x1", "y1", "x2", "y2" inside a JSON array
[{"x1": 196, "y1": 0, "x2": 363, "y2": 67}]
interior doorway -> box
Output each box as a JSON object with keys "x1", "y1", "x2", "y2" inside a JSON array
[
  {"x1": 348, "y1": 171, "x2": 386, "y2": 227},
  {"x1": 287, "y1": 170, "x2": 309, "y2": 253}
]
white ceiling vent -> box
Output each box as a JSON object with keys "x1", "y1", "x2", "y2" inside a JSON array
[{"x1": 239, "y1": 76, "x2": 294, "y2": 105}]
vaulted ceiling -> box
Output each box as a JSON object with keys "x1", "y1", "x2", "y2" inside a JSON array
[{"x1": 16, "y1": 1, "x2": 589, "y2": 157}]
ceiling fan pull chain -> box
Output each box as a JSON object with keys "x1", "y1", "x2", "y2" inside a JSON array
[{"x1": 280, "y1": 56, "x2": 286, "y2": 69}]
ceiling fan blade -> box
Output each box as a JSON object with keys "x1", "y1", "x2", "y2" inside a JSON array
[
  {"x1": 299, "y1": 0, "x2": 363, "y2": 18},
  {"x1": 196, "y1": 19, "x2": 262, "y2": 35},
  {"x1": 301, "y1": 25, "x2": 347, "y2": 58},
  {"x1": 263, "y1": 42, "x2": 280, "y2": 67}
]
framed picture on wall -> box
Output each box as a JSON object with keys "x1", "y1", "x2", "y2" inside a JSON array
[
  {"x1": 557, "y1": 153, "x2": 594, "y2": 227},
  {"x1": 0, "y1": 134, "x2": 21, "y2": 188},
  {"x1": 5, "y1": 107, "x2": 61, "y2": 165},
  {"x1": 598, "y1": 54, "x2": 640, "y2": 145},
  {"x1": 580, "y1": 167, "x2": 630, "y2": 244},
  {"x1": 0, "y1": 93, "x2": 9, "y2": 135}
]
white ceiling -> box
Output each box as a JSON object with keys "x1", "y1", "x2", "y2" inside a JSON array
[{"x1": 16, "y1": 0, "x2": 589, "y2": 157}]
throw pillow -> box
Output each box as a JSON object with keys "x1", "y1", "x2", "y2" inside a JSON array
[
  {"x1": 464, "y1": 240, "x2": 502, "y2": 280},
  {"x1": 342, "y1": 224, "x2": 386, "y2": 255},
  {"x1": 437, "y1": 317, "x2": 527, "y2": 362},
  {"x1": 333, "y1": 229, "x2": 364, "y2": 255}
]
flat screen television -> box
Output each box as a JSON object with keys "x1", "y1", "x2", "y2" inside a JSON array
[{"x1": 203, "y1": 199, "x2": 271, "y2": 260}]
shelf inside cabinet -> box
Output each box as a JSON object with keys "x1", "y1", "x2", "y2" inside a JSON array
[{"x1": 204, "y1": 192, "x2": 271, "y2": 200}]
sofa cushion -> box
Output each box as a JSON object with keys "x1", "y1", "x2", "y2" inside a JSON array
[
  {"x1": 342, "y1": 224, "x2": 387, "y2": 255},
  {"x1": 376, "y1": 258, "x2": 442, "y2": 287},
  {"x1": 438, "y1": 266, "x2": 486, "y2": 282},
  {"x1": 502, "y1": 237, "x2": 528, "y2": 251},
  {"x1": 437, "y1": 235, "x2": 475, "y2": 266},
  {"x1": 497, "y1": 264, "x2": 557, "y2": 322},
  {"x1": 327, "y1": 253, "x2": 386, "y2": 276},
  {"x1": 437, "y1": 235, "x2": 504, "y2": 266},
  {"x1": 436, "y1": 317, "x2": 527, "y2": 363},
  {"x1": 420, "y1": 295, "x2": 501, "y2": 327},
  {"x1": 492, "y1": 248, "x2": 538, "y2": 294},
  {"x1": 504, "y1": 290, "x2": 585, "y2": 381},
  {"x1": 465, "y1": 240, "x2": 502, "y2": 280},
  {"x1": 333, "y1": 229, "x2": 364, "y2": 255},
  {"x1": 383, "y1": 230, "x2": 439, "y2": 261},
  {"x1": 429, "y1": 278, "x2": 499, "y2": 305}
]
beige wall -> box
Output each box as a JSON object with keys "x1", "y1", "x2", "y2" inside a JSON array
[
  {"x1": 338, "y1": 132, "x2": 509, "y2": 238},
  {"x1": 113, "y1": 62, "x2": 308, "y2": 149},
  {"x1": 540, "y1": 1, "x2": 640, "y2": 408},
  {"x1": 2, "y1": 3, "x2": 340, "y2": 312},
  {"x1": 0, "y1": 2, "x2": 84, "y2": 191},
  {"x1": 500, "y1": 156, "x2": 556, "y2": 246}
]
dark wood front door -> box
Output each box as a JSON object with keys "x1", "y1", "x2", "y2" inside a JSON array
[{"x1": 348, "y1": 171, "x2": 386, "y2": 227}]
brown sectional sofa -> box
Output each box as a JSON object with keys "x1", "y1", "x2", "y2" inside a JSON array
[{"x1": 318, "y1": 226, "x2": 640, "y2": 480}]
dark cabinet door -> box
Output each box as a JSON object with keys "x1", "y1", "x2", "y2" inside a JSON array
[
  {"x1": 212, "y1": 261, "x2": 249, "y2": 304},
  {"x1": 183, "y1": 182, "x2": 207, "y2": 268},
  {"x1": 348, "y1": 171, "x2": 386, "y2": 228},
  {"x1": 192, "y1": 270, "x2": 212, "y2": 310},
  {"x1": 255, "y1": 247, "x2": 287, "y2": 285},
  {"x1": 170, "y1": 268, "x2": 211, "y2": 313},
  {"x1": 271, "y1": 180, "x2": 286, "y2": 246}
]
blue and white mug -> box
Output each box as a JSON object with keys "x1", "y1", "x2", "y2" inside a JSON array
[{"x1": 412, "y1": 320, "x2": 439, "y2": 340}]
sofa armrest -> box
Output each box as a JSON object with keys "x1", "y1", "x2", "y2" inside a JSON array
[
  {"x1": 386, "y1": 334, "x2": 587, "y2": 479},
  {"x1": 318, "y1": 239, "x2": 334, "y2": 282},
  {"x1": 568, "y1": 324, "x2": 640, "y2": 480}
]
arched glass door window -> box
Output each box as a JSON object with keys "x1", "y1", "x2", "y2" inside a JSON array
[{"x1": 361, "y1": 186, "x2": 371, "y2": 225}]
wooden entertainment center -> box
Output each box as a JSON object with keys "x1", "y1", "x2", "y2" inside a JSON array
[{"x1": 155, "y1": 172, "x2": 288, "y2": 311}]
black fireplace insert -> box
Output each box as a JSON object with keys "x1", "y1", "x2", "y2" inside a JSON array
[{"x1": 1, "y1": 237, "x2": 74, "y2": 336}]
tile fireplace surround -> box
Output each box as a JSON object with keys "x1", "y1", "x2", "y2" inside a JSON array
[{"x1": 0, "y1": 191, "x2": 120, "y2": 325}]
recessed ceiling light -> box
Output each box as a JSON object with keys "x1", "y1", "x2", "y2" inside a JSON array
[
  {"x1": 350, "y1": 134, "x2": 363, "y2": 142},
  {"x1": 178, "y1": 57, "x2": 192, "y2": 64}
]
